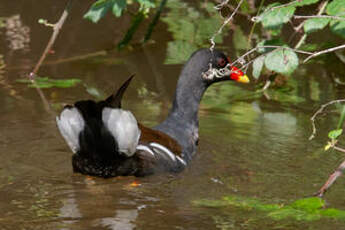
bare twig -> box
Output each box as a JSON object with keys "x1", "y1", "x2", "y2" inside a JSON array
[
  {"x1": 29, "y1": 0, "x2": 74, "y2": 112},
  {"x1": 210, "y1": 0, "x2": 244, "y2": 51},
  {"x1": 214, "y1": 0, "x2": 230, "y2": 10},
  {"x1": 251, "y1": 0, "x2": 301, "y2": 22},
  {"x1": 231, "y1": 45, "x2": 312, "y2": 67},
  {"x1": 263, "y1": 0, "x2": 299, "y2": 13},
  {"x1": 229, "y1": 43, "x2": 344, "y2": 75},
  {"x1": 294, "y1": 15, "x2": 345, "y2": 21},
  {"x1": 309, "y1": 99, "x2": 345, "y2": 140},
  {"x1": 31, "y1": 0, "x2": 74, "y2": 75},
  {"x1": 246, "y1": 0, "x2": 266, "y2": 50},
  {"x1": 315, "y1": 146, "x2": 345, "y2": 197},
  {"x1": 304, "y1": 44, "x2": 345, "y2": 63},
  {"x1": 261, "y1": 80, "x2": 271, "y2": 92}
]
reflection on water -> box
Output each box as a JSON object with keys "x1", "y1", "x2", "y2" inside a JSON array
[
  {"x1": 4, "y1": 15, "x2": 30, "y2": 51},
  {"x1": 1, "y1": 0, "x2": 345, "y2": 229},
  {"x1": 98, "y1": 209, "x2": 138, "y2": 230}
]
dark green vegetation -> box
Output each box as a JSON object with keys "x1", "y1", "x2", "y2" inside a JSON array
[{"x1": 195, "y1": 196, "x2": 345, "y2": 221}]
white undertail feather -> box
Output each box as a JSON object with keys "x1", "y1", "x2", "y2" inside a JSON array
[
  {"x1": 102, "y1": 108, "x2": 141, "y2": 157},
  {"x1": 56, "y1": 107, "x2": 85, "y2": 153}
]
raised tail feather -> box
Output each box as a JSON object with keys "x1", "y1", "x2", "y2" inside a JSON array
[{"x1": 56, "y1": 75, "x2": 140, "y2": 165}]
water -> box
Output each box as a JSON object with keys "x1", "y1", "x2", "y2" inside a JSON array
[{"x1": 1, "y1": 0, "x2": 345, "y2": 229}]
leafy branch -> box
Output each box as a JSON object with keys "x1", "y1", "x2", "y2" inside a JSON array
[
  {"x1": 84, "y1": 0, "x2": 155, "y2": 23},
  {"x1": 309, "y1": 99, "x2": 345, "y2": 197},
  {"x1": 213, "y1": 0, "x2": 345, "y2": 81}
]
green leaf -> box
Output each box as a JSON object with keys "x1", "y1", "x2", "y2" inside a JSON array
[
  {"x1": 161, "y1": 0, "x2": 228, "y2": 64},
  {"x1": 17, "y1": 77, "x2": 81, "y2": 89},
  {"x1": 304, "y1": 18, "x2": 330, "y2": 33},
  {"x1": 264, "y1": 48, "x2": 299, "y2": 75},
  {"x1": 84, "y1": 0, "x2": 127, "y2": 23},
  {"x1": 259, "y1": 3, "x2": 296, "y2": 30},
  {"x1": 112, "y1": 0, "x2": 127, "y2": 17},
  {"x1": 252, "y1": 56, "x2": 265, "y2": 79},
  {"x1": 292, "y1": 0, "x2": 320, "y2": 7},
  {"x1": 328, "y1": 128, "x2": 343, "y2": 139},
  {"x1": 326, "y1": 0, "x2": 345, "y2": 38},
  {"x1": 164, "y1": 40, "x2": 198, "y2": 64},
  {"x1": 326, "y1": 0, "x2": 345, "y2": 16},
  {"x1": 136, "y1": 0, "x2": 155, "y2": 10},
  {"x1": 330, "y1": 20, "x2": 345, "y2": 39}
]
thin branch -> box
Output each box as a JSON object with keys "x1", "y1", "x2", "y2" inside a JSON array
[
  {"x1": 210, "y1": 0, "x2": 244, "y2": 51},
  {"x1": 231, "y1": 45, "x2": 312, "y2": 67},
  {"x1": 315, "y1": 146, "x2": 345, "y2": 197},
  {"x1": 214, "y1": 0, "x2": 230, "y2": 10},
  {"x1": 31, "y1": 0, "x2": 74, "y2": 75},
  {"x1": 246, "y1": 0, "x2": 266, "y2": 50},
  {"x1": 29, "y1": 0, "x2": 73, "y2": 113},
  {"x1": 309, "y1": 99, "x2": 345, "y2": 140},
  {"x1": 229, "y1": 44, "x2": 345, "y2": 74},
  {"x1": 263, "y1": 0, "x2": 299, "y2": 13},
  {"x1": 304, "y1": 44, "x2": 345, "y2": 63},
  {"x1": 251, "y1": 0, "x2": 300, "y2": 22},
  {"x1": 294, "y1": 15, "x2": 345, "y2": 21}
]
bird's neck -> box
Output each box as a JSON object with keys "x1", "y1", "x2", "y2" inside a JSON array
[{"x1": 155, "y1": 62, "x2": 209, "y2": 157}]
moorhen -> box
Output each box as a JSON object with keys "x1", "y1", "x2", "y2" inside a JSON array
[{"x1": 56, "y1": 48, "x2": 249, "y2": 178}]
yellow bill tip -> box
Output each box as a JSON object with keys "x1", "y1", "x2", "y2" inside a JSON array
[{"x1": 237, "y1": 74, "x2": 250, "y2": 84}]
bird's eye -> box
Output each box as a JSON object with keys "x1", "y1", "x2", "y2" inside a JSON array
[{"x1": 217, "y1": 58, "x2": 227, "y2": 68}]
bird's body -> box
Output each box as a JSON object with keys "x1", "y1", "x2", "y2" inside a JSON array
[{"x1": 56, "y1": 49, "x2": 249, "y2": 178}]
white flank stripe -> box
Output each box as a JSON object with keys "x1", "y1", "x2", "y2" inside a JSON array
[
  {"x1": 176, "y1": 156, "x2": 187, "y2": 166},
  {"x1": 150, "y1": 143, "x2": 176, "y2": 161},
  {"x1": 136, "y1": 145, "x2": 155, "y2": 156}
]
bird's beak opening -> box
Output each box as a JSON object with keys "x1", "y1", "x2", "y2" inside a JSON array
[{"x1": 236, "y1": 74, "x2": 250, "y2": 83}]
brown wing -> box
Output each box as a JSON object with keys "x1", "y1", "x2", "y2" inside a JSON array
[{"x1": 138, "y1": 123, "x2": 182, "y2": 156}]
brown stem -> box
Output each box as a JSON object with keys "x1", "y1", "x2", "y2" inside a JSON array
[
  {"x1": 29, "y1": 0, "x2": 74, "y2": 113},
  {"x1": 309, "y1": 99, "x2": 345, "y2": 140},
  {"x1": 304, "y1": 44, "x2": 345, "y2": 63},
  {"x1": 231, "y1": 45, "x2": 312, "y2": 68},
  {"x1": 31, "y1": 0, "x2": 74, "y2": 75},
  {"x1": 294, "y1": 15, "x2": 345, "y2": 21},
  {"x1": 316, "y1": 147, "x2": 345, "y2": 197}
]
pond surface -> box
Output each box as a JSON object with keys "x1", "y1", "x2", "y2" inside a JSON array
[{"x1": 1, "y1": 1, "x2": 345, "y2": 229}]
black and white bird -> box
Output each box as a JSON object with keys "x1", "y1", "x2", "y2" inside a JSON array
[{"x1": 56, "y1": 48, "x2": 249, "y2": 178}]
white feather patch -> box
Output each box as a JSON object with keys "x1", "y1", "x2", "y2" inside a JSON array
[
  {"x1": 176, "y1": 156, "x2": 187, "y2": 166},
  {"x1": 136, "y1": 145, "x2": 155, "y2": 156},
  {"x1": 56, "y1": 107, "x2": 85, "y2": 153},
  {"x1": 102, "y1": 108, "x2": 141, "y2": 157},
  {"x1": 150, "y1": 142, "x2": 176, "y2": 161}
]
